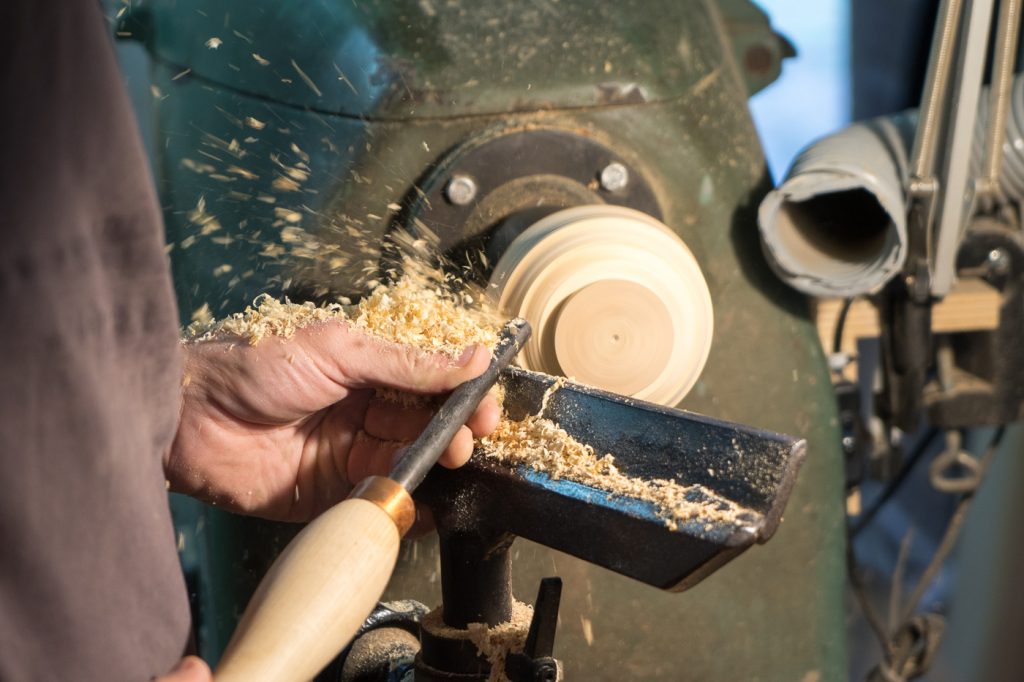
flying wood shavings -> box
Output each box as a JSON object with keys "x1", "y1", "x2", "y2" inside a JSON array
[
  {"x1": 205, "y1": 37, "x2": 223, "y2": 49},
  {"x1": 273, "y1": 207, "x2": 303, "y2": 223},
  {"x1": 252, "y1": 53, "x2": 270, "y2": 66},
  {"x1": 244, "y1": 116, "x2": 266, "y2": 130},
  {"x1": 187, "y1": 195, "x2": 222, "y2": 234},
  {"x1": 191, "y1": 303, "x2": 213, "y2": 326},
  {"x1": 226, "y1": 165, "x2": 258, "y2": 180},
  {"x1": 272, "y1": 176, "x2": 301, "y2": 192},
  {"x1": 181, "y1": 158, "x2": 215, "y2": 174},
  {"x1": 580, "y1": 616, "x2": 594, "y2": 646},
  {"x1": 332, "y1": 61, "x2": 359, "y2": 95},
  {"x1": 291, "y1": 59, "x2": 323, "y2": 97}
]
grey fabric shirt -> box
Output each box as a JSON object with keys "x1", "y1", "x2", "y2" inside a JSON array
[{"x1": 0, "y1": 1, "x2": 192, "y2": 679}]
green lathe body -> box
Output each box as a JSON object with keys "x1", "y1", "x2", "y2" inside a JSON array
[{"x1": 127, "y1": 1, "x2": 846, "y2": 678}]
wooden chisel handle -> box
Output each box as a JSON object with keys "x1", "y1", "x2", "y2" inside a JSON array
[{"x1": 213, "y1": 477, "x2": 414, "y2": 682}]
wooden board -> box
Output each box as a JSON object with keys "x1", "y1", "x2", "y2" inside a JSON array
[{"x1": 813, "y1": 279, "x2": 1002, "y2": 381}]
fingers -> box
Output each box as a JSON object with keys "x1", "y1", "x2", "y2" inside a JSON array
[
  {"x1": 347, "y1": 432, "x2": 404, "y2": 485},
  {"x1": 437, "y1": 425, "x2": 474, "y2": 469},
  {"x1": 156, "y1": 657, "x2": 212, "y2": 682},
  {"x1": 314, "y1": 322, "x2": 493, "y2": 394},
  {"x1": 466, "y1": 392, "x2": 501, "y2": 439},
  {"x1": 346, "y1": 422, "x2": 481, "y2": 486}
]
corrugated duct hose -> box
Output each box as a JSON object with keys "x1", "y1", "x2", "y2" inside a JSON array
[{"x1": 758, "y1": 73, "x2": 1024, "y2": 298}]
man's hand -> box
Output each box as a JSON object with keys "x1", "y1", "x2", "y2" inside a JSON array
[
  {"x1": 167, "y1": 320, "x2": 499, "y2": 521},
  {"x1": 155, "y1": 656, "x2": 211, "y2": 681}
]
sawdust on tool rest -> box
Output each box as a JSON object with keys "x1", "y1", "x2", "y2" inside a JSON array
[
  {"x1": 420, "y1": 600, "x2": 534, "y2": 682},
  {"x1": 477, "y1": 382, "x2": 758, "y2": 532}
]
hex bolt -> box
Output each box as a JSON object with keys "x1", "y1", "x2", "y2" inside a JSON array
[
  {"x1": 987, "y1": 247, "x2": 1011, "y2": 276},
  {"x1": 599, "y1": 162, "x2": 629, "y2": 192},
  {"x1": 445, "y1": 174, "x2": 478, "y2": 205}
]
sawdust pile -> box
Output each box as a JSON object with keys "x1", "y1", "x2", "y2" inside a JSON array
[
  {"x1": 185, "y1": 294, "x2": 346, "y2": 345},
  {"x1": 421, "y1": 601, "x2": 534, "y2": 682},
  {"x1": 351, "y1": 276, "x2": 499, "y2": 355},
  {"x1": 478, "y1": 387, "x2": 758, "y2": 533},
  {"x1": 184, "y1": 269, "x2": 501, "y2": 356}
]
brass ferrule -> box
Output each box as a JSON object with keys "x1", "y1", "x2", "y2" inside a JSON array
[{"x1": 349, "y1": 476, "x2": 416, "y2": 535}]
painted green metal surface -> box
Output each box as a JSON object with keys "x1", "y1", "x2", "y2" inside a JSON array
[
  {"x1": 136, "y1": 0, "x2": 846, "y2": 678},
  {"x1": 124, "y1": 0, "x2": 763, "y2": 118}
]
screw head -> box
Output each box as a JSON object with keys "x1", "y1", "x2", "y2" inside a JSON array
[
  {"x1": 445, "y1": 174, "x2": 478, "y2": 206},
  {"x1": 599, "y1": 162, "x2": 629, "y2": 192},
  {"x1": 987, "y1": 247, "x2": 1011, "y2": 276}
]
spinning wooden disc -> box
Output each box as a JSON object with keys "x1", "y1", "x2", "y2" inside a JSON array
[{"x1": 490, "y1": 205, "x2": 714, "y2": 406}]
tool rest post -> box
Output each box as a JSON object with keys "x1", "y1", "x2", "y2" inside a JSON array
[{"x1": 438, "y1": 530, "x2": 515, "y2": 628}]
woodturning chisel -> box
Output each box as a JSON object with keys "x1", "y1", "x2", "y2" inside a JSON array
[{"x1": 213, "y1": 319, "x2": 531, "y2": 682}]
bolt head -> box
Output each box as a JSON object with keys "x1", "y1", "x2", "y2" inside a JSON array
[
  {"x1": 987, "y1": 248, "x2": 1011, "y2": 276},
  {"x1": 599, "y1": 162, "x2": 629, "y2": 192},
  {"x1": 445, "y1": 174, "x2": 478, "y2": 206}
]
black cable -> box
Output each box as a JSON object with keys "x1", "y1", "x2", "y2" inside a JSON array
[
  {"x1": 847, "y1": 425, "x2": 1008, "y2": 681},
  {"x1": 832, "y1": 297, "x2": 855, "y2": 355},
  {"x1": 850, "y1": 428, "x2": 941, "y2": 538}
]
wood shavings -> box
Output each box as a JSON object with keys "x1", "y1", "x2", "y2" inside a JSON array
[
  {"x1": 226, "y1": 165, "x2": 258, "y2": 180},
  {"x1": 185, "y1": 293, "x2": 345, "y2": 346},
  {"x1": 185, "y1": 267, "x2": 500, "y2": 357},
  {"x1": 274, "y1": 207, "x2": 303, "y2": 223},
  {"x1": 420, "y1": 601, "x2": 533, "y2": 682},
  {"x1": 205, "y1": 37, "x2": 222, "y2": 49},
  {"x1": 291, "y1": 58, "x2": 323, "y2": 97},
  {"x1": 190, "y1": 303, "x2": 213, "y2": 326},
  {"x1": 181, "y1": 158, "x2": 215, "y2": 174},
  {"x1": 478, "y1": 384, "x2": 760, "y2": 532},
  {"x1": 252, "y1": 53, "x2": 270, "y2": 66},
  {"x1": 244, "y1": 116, "x2": 266, "y2": 130},
  {"x1": 272, "y1": 176, "x2": 301, "y2": 192},
  {"x1": 580, "y1": 616, "x2": 594, "y2": 646},
  {"x1": 186, "y1": 194, "x2": 222, "y2": 235},
  {"x1": 351, "y1": 276, "x2": 500, "y2": 356}
]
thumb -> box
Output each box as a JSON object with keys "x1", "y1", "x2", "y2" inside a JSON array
[
  {"x1": 156, "y1": 656, "x2": 212, "y2": 682},
  {"x1": 331, "y1": 325, "x2": 492, "y2": 393}
]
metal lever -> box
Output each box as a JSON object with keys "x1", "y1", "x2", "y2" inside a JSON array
[
  {"x1": 504, "y1": 577, "x2": 563, "y2": 682},
  {"x1": 523, "y1": 578, "x2": 562, "y2": 661}
]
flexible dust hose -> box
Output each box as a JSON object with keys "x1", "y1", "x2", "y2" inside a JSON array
[
  {"x1": 758, "y1": 114, "x2": 916, "y2": 297},
  {"x1": 758, "y1": 73, "x2": 1024, "y2": 298}
]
